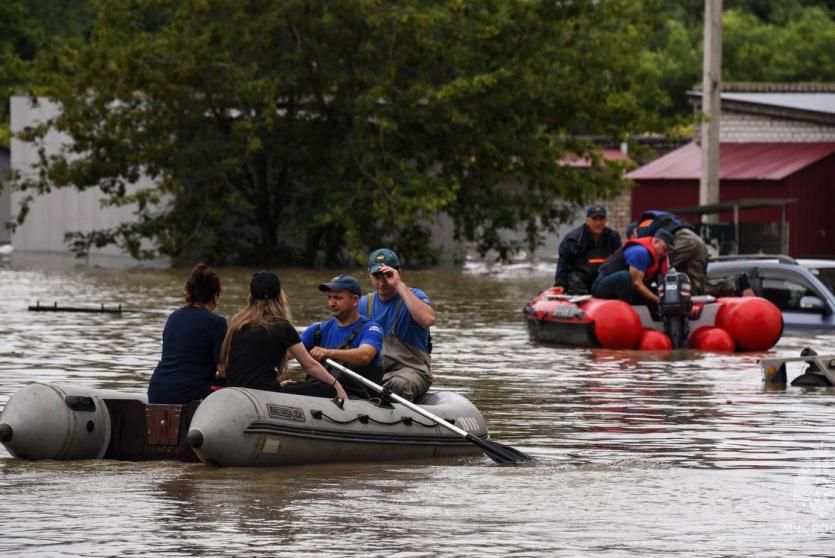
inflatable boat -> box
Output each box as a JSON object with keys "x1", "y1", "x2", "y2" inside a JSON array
[
  {"x1": 524, "y1": 271, "x2": 783, "y2": 351},
  {"x1": 0, "y1": 383, "x2": 198, "y2": 461},
  {"x1": 187, "y1": 387, "x2": 487, "y2": 466},
  {"x1": 0, "y1": 383, "x2": 486, "y2": 466}
]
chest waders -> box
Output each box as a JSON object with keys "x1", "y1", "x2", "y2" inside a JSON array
[{"x1": 367, "y1": 294, "x2": 432, "y2": 401}]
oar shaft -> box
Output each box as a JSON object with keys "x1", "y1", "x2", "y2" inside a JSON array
[{"x1": 325, "y1": 359, "x2": 470, "y2": 437}]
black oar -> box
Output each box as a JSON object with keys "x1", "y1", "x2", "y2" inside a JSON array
[{"x1": 325, "y1": 359, "x2": 533, "y2": 465}]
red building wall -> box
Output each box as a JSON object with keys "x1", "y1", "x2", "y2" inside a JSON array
[{"x1": 630, "y1": 154, "x2": 835, "y2": 257}]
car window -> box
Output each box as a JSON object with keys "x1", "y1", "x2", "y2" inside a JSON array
[
  {"x1": 759, "y1": 273, "x2": 822, "y2": 313},
  {"x1": 808, "y1": 267, "x2": 835, "y2": 296}
]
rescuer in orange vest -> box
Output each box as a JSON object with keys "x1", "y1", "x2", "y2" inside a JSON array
[{"x1": 591, "y1": 229, "x2": 673, "y2": 306}]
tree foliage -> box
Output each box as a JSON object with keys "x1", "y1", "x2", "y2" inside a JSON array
[
  {"x1": 16, "y1": 0, "x2": 666, "y2": 265},
  {"x1": 9, "y1": 0, "x2": 835, "y2": 264},
  {"x1": 650, "y1": 1, "x2": 835, "y2": 116}
]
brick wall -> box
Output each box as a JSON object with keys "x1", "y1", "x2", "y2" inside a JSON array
[
  {"x1": 599, "y1": 188, "x2": 632, "y2": 237},
  {"x1": 697, "y1": 112, "x2": 835, "y2": 143}
]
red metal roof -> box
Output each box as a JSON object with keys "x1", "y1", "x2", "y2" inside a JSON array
[
  {"x1": 559, "y1": 148, "x2": 629, "y2": 167},
  {"x1": 626, "y1": 142, "x2": 835, "y2": 181}
]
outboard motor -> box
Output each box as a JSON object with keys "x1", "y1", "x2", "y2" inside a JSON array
[{"x1": 659, "y1": 268, "x2": 693, "y2": 349}]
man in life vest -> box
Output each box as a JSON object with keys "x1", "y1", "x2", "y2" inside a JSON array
[
  {"x1": 554, "y1": 205, "x2": 622, "y2": 294},
  {"x1": 360, "y1": 248, "x2": 435, "y2": 401},
  {"x1": 288, "y1": 275, "x2": 384, "y2": 399},
  {"x1": 635, "y1": 210, "x2": 710, "y2": 294},
  {"x1": 592, "y1": 228, "x2": 674, "y2": 306}
]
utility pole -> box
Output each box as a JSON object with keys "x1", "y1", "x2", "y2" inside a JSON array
[{"x1": 700, "y1": 0, "x2": 722, "y2": 223}]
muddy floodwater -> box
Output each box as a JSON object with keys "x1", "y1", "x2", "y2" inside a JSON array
[{"x1": 1, "y1": 253, "x2": 834, "y2": 557}]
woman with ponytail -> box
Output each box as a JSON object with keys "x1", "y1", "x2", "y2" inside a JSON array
[
  {"x1": 221, "y1": 271, "x2": 348, "y2": 401},
  {"x1": 147, "y1": 263, "x2": 227, "y2": 404}
]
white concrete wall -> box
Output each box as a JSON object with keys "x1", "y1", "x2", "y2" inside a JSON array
[
  {"x1": 10, "y1": 96, "x2": 152, "y2": 256},
  {"x1": 0, "y1": 147, "x2": 10, "y2": 243}
]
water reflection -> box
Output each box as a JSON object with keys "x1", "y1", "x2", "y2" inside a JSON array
[{"x1": 2, "y1": 253, "x2": 835, "y2": 555}]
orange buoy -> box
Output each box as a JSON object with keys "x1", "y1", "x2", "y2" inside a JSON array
[
  {"x1": 636, "y1": 328, "x2": 672, "y2": 351},
  {"x1": 688, "y1": 326, "x2": 736, "y2": 352},
  {"x1": 715, "y1": 297, "x2": 783, "y2": 351},
  {"x1": 583, "y1": 299, "x2": 642, "y2": 349}
]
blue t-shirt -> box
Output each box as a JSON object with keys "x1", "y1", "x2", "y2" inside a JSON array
[
  {"x1": 300, "y1": 316, "x2": 384, "y2": 366},
  {"x1": 624, "y1": 244, "x2": 652, "y2": 272},
  {"x1": 359, "y1": 289, "x2": 432, "y2": 352},
  {"x1": 147, "y1": 306, "x2": 227, "y2": 404}
]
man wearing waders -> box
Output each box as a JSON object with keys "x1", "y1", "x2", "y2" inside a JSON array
[{"x1": 360, "y1": 248, "x2": 435, "y2": 402}]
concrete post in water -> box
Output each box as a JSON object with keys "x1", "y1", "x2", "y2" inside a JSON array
[{"x1": 699, "y1": 0, "x2": 722, "y2": 224}]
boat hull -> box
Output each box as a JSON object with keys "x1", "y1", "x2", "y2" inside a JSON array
[
  {"x1": 0, "y1": 383, "x2": 488, "y2": 466},
  {"x1": 187, "y1": 387, "x2": 487, "y2": 467},
  {"x1": 0, "y1": 383, "x2": 199, "y2": 461},
  {"x1": 523, "y1": 287, "x2": 783, "y2": 351}
]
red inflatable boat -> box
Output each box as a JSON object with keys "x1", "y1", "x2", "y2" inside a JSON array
[{"x1": 523, "y1": 287, "x2": 783, "y2": 351}]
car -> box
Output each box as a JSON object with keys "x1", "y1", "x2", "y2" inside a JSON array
[{"x1": 707, "y1": 255, "x2": 835, "y2": 330}]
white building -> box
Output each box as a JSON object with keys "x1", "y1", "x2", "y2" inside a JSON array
[{"x1": 10, "y1": 96, "x2": 150, "y2": 258}]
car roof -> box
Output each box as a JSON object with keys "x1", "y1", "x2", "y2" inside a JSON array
[{"x1": 797, "y1": 259, "x2": 835, "y2": 269}]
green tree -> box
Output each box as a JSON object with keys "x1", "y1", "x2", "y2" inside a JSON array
[
  {"x1": 16, "y1": 0, "x2": 668, "y2": 265},
  {"x1": 0, "y1": 0, "x2": 36, "y2": 147}
]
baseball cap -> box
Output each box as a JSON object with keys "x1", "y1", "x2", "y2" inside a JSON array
[
  {"x1": 587, "y1": 205, "x2": 607, "y2": 218},
  {"x1": 318, "y1": 275, "x2": 362, "y2": 296},
  {"x1": 653, "y1": 228, "x2": 675, "y2": 247},
  {"x1": 368, "y1": 248, "x2": 400, "y2": 273},
  {"x1": 250, "y1": 271, "x2": 281, "y2": 299}
]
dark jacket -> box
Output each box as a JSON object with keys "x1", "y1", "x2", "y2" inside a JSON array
[{"x1": 554, "y1": 224, "x2": 622, "y2": 289}]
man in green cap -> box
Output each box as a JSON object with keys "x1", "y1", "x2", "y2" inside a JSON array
[{"x1": 359, "y1": 248, "x2": 435, "y2": 401}]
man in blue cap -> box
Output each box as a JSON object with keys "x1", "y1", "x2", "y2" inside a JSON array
[
  {"x1": 286, "y1": 275, "x2": 384, "y2": 399},
  {"x1": 554, "y1": 204, "x2": 622, "y2": 294},
  {"x1": 592, "y1": 229, "x2": 673, "y2": 306},
  {"x1": 360, "y1": 248, "x2": 435, "y2": 401}
]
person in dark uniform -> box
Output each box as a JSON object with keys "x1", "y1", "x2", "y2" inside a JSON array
[{"x1": 554, "y1": 205, "x2": 622, "y2": 294}]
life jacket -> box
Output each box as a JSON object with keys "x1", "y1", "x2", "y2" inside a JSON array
[
  {"x1": 598, "y1": 237, "x2": 669, "y2": 284},
  {"x1": 636, "y1": 210, "x2": 691, "y2": 238}
]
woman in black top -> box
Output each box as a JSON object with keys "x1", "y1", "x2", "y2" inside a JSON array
[
  {"x1": 148, "y1": 263, "x2": 227, "y2": 403},
  {"x1": 220, "y1": 271, "x2": 348, "y2": 401}
]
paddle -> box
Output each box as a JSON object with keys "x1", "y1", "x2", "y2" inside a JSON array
[{"x1": 325, "y1": 359, "x2": 533, "y2": 465}]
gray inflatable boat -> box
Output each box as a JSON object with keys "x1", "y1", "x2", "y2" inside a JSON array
[
  {"x1": 0, "y1": 382, "x2": 199, "y2": 461},
  {"x1": 187, "y1": 387, "x2": 487, "y2": 466},
  {"x1": 0, "y1": 383, "x2": 487, "y2": 466}
]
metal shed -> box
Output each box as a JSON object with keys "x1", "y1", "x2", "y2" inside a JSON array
[{"x1": 626, "y1": 142, "x2": 835, "y2": 257}]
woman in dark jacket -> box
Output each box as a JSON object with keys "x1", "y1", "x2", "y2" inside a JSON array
[{"x1": 147, "y1": 264, "x2": 227, "y2": 404}]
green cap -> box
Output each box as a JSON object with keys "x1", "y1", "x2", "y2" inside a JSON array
[{"x1": 368, "y1": 248, "x2": 400, "y2": 273}]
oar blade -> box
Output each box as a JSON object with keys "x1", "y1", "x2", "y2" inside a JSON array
[{"x1": 466, "y1": 434, "x2": 534, "y2": 465}]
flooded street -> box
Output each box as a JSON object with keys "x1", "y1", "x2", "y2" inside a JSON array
[{"x1": 1, "y1": 254, "x2": 834, "y2": 556}]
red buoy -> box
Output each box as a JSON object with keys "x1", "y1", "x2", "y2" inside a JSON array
[
  {"x1": 584, "y1": 299, "x2": 642, "y2": 349},
  {"x1": 715, "y1": 297, "x2": 783, "y2": 351},
  {"x1": 688, "y1": 326, "x2": 736, "y2": 352},
  {"x1": 636, "y1": 328, "x2": 672, "y2": 351}
]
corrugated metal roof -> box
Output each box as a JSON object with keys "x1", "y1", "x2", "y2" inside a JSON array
[
  {"x1": 722, "y1": 92, "x2": 835, "y2": 115},
  {"x1": 626, "y1": 142, "x2": 835, "y2": 181}
]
